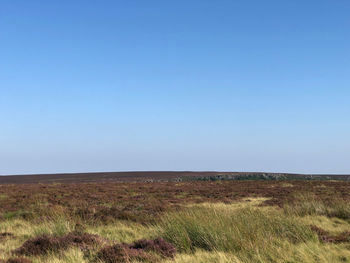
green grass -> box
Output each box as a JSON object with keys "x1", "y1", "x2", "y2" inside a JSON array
[
  {"x1": 164, "y1": 245, "x2": 350, "y2": 263},
  {"x1": 284, "y1": 193, "x2": 350, "y2": 220},
  {"x1": 158, "y1": 202, "x2": 350, "y2": 263},
  {"x1": 157, "y1": 201, "x2": 350, "y2": 263},
  {"x1": 157, "y1": 204, "x2": 316, "y2": 253}
]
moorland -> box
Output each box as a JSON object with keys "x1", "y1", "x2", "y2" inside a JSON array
[{"x1": 0, "y1": 173, "x2": 350, "y2": 262}]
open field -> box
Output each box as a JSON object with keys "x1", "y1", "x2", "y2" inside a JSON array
[{"x1": 1, "y1": 179, "x2": 350, "y2": 262}]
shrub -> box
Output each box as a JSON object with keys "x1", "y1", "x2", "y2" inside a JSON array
[
  {"x1": 14, "y1": 232, "x2": 103, "y2": 256},
  {"x1": 6, "y1": 258, "x2": 32, "y2": 263},
  {"x1": 96, "y1": 244, "x2": 130, "y2": 263},
  {"x1": 96, "y1": 238, "x2": 175, "y2": 263},
  {"x1": 130, "y1": 238, "x2": 176, "y2": 258},
  {"x1": 14, "y1": 235, "x2": 64, "y2": 256},
  {"x1": 96, "y1": 243, "x2": 154, "y2": 263}
]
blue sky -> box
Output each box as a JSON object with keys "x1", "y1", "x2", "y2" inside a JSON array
[{"x1": 1, "y1": 0, "x2": 349, "y2": 175}]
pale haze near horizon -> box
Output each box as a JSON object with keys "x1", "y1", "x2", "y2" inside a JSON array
[{"x1": 1, "y1": 1, "x2": 349, "y2": 175}]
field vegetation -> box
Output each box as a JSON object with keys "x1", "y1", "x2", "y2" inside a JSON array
[{"x1": 0, "y1": 181, "x2": 350, "y2": 262}]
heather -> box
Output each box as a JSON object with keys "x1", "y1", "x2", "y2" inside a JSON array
[{"x1": 0, "y1": 181, "x2": 350, "y2": 262}]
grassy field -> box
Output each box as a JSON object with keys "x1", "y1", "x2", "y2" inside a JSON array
[{"x1": 0, "y1": 181, "x2": 350, "y2": 262}]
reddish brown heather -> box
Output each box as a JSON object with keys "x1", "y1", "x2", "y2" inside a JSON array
[
  {"x1": 310, "y1": 225, "x2": 350, "y2": 243},
  {"x1": 333, "y1": 231, "x2": 350, "y2": 243},
  {"x1": 1, "y1": 181, "x2": 350, "y2": 223},
  {"x1": 14, "y1": 232, "x2": 104, "y2": 256},
  {"x1": 130, "y1": 238, "x2": 176, "y2": 258},
  {"x1": 0, "y1": 232, "x2": 14, "y2": 242},
  {"x1": 2, "y1": 258, "x2": 32, "y2": 263},
  {"x1": 0, "y1": 232, "x2": 14, "y2": 237},
  {"x1": 96, "y1": 238, "x2": 176, "y2": 263},
  {"x1": 96, "y1": 244, "x2": 154, "y2": 263}
]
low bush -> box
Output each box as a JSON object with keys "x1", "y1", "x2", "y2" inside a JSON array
[
  {"x1": 96, "y1": 244, "x2": 154, "y2": 263},
  {"x1": 130, "y1": 238, "x2": 176, "y2": 258},
  {"x1": 5, "y1": 258, "x2": 32, "y2": 263},
  {"x1": 14, "y1": 232, "x2": 103, "y2": 256},
  {"x1": 96, "y1": 238, "x2": 175, "y2": 263}
]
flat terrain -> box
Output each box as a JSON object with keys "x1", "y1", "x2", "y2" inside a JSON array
[
  {"x1": 1, "y1": 180, "x2": 350, "y2": 217},
  {"x1": 0, "y1": 171, "x2": 228, "y2": 184},
  {"x1": 1, "y1": 179, "x2": 350, "y2": 262},
  {"x1": 1, "y1": 171, "x2": 350, "y2": 183}
]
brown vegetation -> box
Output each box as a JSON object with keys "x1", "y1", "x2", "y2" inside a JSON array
[
  {"x1": 0, "y1": 232, "x2": 14, "y2": 241},
  {"x1": 14, "y1": 232, "x2": 104, "y2": 256},
  {"x1": 0, "y1": 258, "x2": 32, "y2": 263},
  {"x1": 1, "y1": 181, "x2": 350, "y2": 224},
  {"x1": 310, "y1": 225, "x2": 350, "y2": 243},
  {"x1": 96, "y1": 238, "x2": 176, "y2": 263}
]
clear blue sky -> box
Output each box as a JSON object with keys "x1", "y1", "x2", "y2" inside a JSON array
[{"x1": 1, "y1": 1, "x2": 349, "y2": 175}]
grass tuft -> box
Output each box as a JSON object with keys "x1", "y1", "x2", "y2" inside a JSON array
[
  {"x1": 157, "y1": 204, "x2": 316, "y2": 253},
  {"x1": 284, "y1": 193, "x2": 350, "y2": 220}
]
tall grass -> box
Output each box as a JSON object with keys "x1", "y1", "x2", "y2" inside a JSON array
[
  {"x1": 157, "y1": 204, "x2": 316, "y2": 254},
  {"x1": 164, "y1": 243, "x2": 350, "y2": 263},
  {"x1": 283, "y1": 193, "x2": 350, "y2": 220}
]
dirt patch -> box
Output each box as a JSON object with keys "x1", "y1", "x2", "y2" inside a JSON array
[
  {"x1": 14, "y1": 232, "x2": 104, "y2": 256},
  {"x1": 96, "y1": 238, "x2": 176, "y2": 263}
]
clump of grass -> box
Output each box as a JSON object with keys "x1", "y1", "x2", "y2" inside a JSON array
[
  {"x1": 163, "y1": 250, "x2": 241, "y2": 263},
  {"x1": 327, "y1": 202, "x2": 350, "y2": 220},
  {"x1": 164, "y1": 241, "x2": 350, "y2": 263},
  {"x1": 2, "y1": 211, "x2": 34, "y2": 221},
  {"x1": 86, "y1": 221, "x2": 155, "y2": 244},
  {"x1": 157, "y1": 204, "x2": 316, "y2": 253},
  {"x1": 32, "y1": 219, "x2": 74, "y2": 237},
  {"x1": 284, "y1": 193, "x2": 350, "y2": 220}
]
